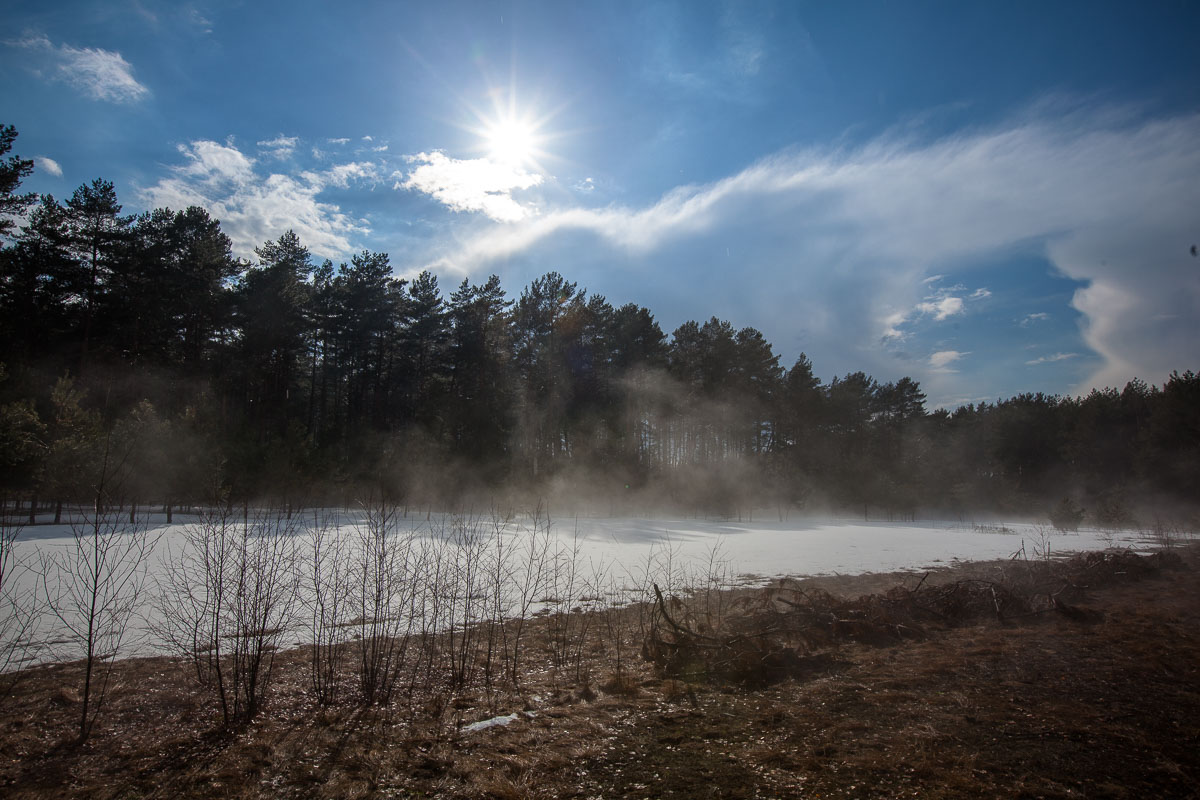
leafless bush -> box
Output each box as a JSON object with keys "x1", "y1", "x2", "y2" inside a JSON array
[
  {"x1": 40, "y1": 505, "x2": 155, "y2": 742},
  {"x1": 352, "y1": 502, "x2": 421, "y2": 706},
  {"x1": 0, "y1": 507, "x2": 37, "y2": 705},
  {"x1": 158, "y1": 504, "x2": 299, "y2": 725},
  {"x1": 545, "y1": 524, "x2": 584, "y2": 675},
  {"x1": 441, "y1": 514, "x2": 490, "y2": 690},
  {"x1": 304, "y1": 509, "x2": 351, "y2": 705},
  {"x1": 499, "y1": 503, "x2": 553, "y2": 686}
]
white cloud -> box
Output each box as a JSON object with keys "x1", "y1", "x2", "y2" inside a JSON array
[
  {"x1": 1021, "y1": 312, "x2": 1050, "y2": 326},
  {"x1": 429, "y1": 107, "x2": 1200, "y2": 399},
  {"x1": 971, "y1": 288, "x2": 991, "y2": 299},
  {"x1": 328, "y1": 137, "x2": 350, "y2": 145},
  {"x1": 140, "y1": 140, "x2": 372, "y2": 260},
  {"x1": 322, "y1": 161, "x2": 378, "y2": 189},
  {"x1": 36, "y1": 156, "x2": 62, "y2": 177},
  {"x1": 361, "y1": 135, "x2": 373, "y2": 142},
  {"x1": 1026, "y1": 352, "x2": 1079, "y2": 366},
  {"x1": 371, "y1": 144, "x2": 389, "y2": 152},
  {"x1": 400, "y1": 151, "x2": 544, "y2": 223},
  {"x1": 915, "y1": 296, "x2": 964, "y2": 321},
  {"x1": 176, "y1": 140, "x2": 255, "y2": 185},
  {"x1": 881, "y1": 310, "x2": 908, "y2": 341},
  {"x1": 930, "y1": 350, "x2": 968, "y2": 371},
  {"x1": 12, "y1": 34, "x2": 149, "y2": 103},
  {"x1": 257, "y1": 135, "x2": 298, "y2": 159}
]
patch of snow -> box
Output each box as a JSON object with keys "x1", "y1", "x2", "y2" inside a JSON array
[{"x1": 462, "y1": 712, "x2": 526, "y2": 732}]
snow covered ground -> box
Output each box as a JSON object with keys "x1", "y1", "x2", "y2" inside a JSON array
[{"x1": 3, "y1": 509, "x2": 1162, "y2": 666}]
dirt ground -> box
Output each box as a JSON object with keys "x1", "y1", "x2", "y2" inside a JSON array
[{"x1": 1, "y1": 546, "x2": 1198, "y2": 799}]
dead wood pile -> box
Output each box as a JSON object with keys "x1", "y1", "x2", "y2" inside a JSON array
[{"x1": 643, "y1": 548, "x2": 1187, "y2": 686}]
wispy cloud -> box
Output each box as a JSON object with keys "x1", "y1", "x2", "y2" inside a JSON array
[
  {"x1": 185, "y1": 7, "x2": 213, "y2": 34},
  {"x1": 36, "y1": 156, "x2": 62, "y2": 177},
  {"x1": 328, "y1": 137, "x2": 350, "y2": 145},
  {"x1": 10, "y1": 34, "x2": 149, "y2": 103},
  {"x1": 140, "y1": 140, "x2": 373, "y2": 260},
  {"x1": 930, "y1": 350, "x2": 968, "y2": 372},
  {"x1": 1021, "y1": 312, "x2": 1050, "y2": 326},
  {"x1": 1026, "y1": 352, "x2": 1079, "y2": 366},
  {"x1": 257, "y1": 135, "x2": 298, "y2": 159},
  {"x1": 399, "y1": 152, "x2": 543, "y2": 223}
]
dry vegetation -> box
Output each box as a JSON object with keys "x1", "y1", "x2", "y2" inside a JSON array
[{"x1": 1, "y1": 543, "x2": 1198, "y2": 799}]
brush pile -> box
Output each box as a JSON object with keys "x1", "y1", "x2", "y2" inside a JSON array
[{"x1": 643, "y1": 548, "x2": 1187, "y2": 686}]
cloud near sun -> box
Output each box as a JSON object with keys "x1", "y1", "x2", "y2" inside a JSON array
[
  {"x1": 436, "y1": 108, "x2": 1200, "y2": 397},
  {"x1": 397, "y1": 152, "x2": 543, "y2": 223}
]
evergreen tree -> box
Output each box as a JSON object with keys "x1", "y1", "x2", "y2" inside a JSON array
[
  {"x1": 65, "y1": 179, "x2": 132, "y2": 371},
  {"x1": 0, "y1": 124, "x2": 36, "y2": 239}
]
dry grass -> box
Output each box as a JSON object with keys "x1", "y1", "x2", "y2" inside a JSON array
[{"x1": 1, "y1": 545, "x2": 1198, "y2": 798}]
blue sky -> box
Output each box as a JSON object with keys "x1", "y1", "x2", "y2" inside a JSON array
[{"x1": 3, "y1": 0, "x2": 1199, "y2": 407}]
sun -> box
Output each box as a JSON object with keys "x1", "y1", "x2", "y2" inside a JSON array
[{"x1": 484, "y1": 117, "x2": 539, "y2": 165}]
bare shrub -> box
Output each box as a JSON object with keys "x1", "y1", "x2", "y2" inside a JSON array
[
  {"x1": 304, "y1": 509, "x2": 351, "y2": 705},
  {"x1": 441, "y1": 514, "x2": 490, "y2": 690},
  {"x1": 0, "y1": 507, "x2": 37, "y2": 705},
  {"x1": 352, "y1": 502, "x2": 421, "y2": 706},
  {"x1": 158, "y1": 504, "x2": 299, "y2": 725},
  {"x1": 544, "y1": 523, "x2": 584, "y2": 676},
  {"x1": 499, "y1": 504, "x2": 553, "y2": 687},
  {"x1": 40, "y1": 505, "x2": 155, "y2": 742}
]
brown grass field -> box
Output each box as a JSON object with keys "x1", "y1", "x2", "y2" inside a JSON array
[{"x1": 1, "y1": 544, "x2": 1198, "y2": 799}]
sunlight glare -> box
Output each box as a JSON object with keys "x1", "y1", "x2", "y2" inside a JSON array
[{"x1": 485, "y1": 118, "x2": 538, "y2": 165}]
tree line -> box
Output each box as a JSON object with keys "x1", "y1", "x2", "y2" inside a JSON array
[{"x1": 1, "y1": 124, "x2": 1197, "y2": 522}]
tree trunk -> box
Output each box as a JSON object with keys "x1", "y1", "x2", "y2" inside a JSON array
[
  {"x1": 54, "y1": 499, "x2": 63, "y2": 525},
  {"x1": 28, "y1": 493, "x2": 37, "y2": 526}
]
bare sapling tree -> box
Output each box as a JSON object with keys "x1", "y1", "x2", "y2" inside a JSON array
[
  {"x1": 0, "y1": 507, "x2": 38, "y2": 705},
  {"x1": 546, "y1": 520, "x2": 584, "y2": 675},
  {"x1": 40, "y1": 433, "x2": 156, "y2": 743},
  {"x1": 597, "y1": 572, "x2": 636, "y2": 694},
  {"x1": 158, "y1": 503, "x2": 299, "y2": 725},
  {"x1": 625, "y1": 534, "x2": 686, "y2": 651},
  {"x1": 354, "y1": 501, "x2": 420, "y2": 705},
  {"x1": 479, "y1": 512, "x2": 511, "y2": 693},
  {"x1": 229, "y1": 508, "x2": 300, "y2": 721},
  {"x1": 412, "y1": 532, "x2": 447, "y2": 703},
  {"x1": 157, "y1": 502, "x2": 234, "y2": 704},
  {"x1": 568, "y1": 556, "x2": 612, "y2": 684},
  {"x1": 698, "y1": 538, "x2": 733, "y2": 633},
  {"x1": 500, "y1": 503, "x2": 553, "y2": 686},
  {"x1": 305, "y1": 508, "x2": 351, "y2": 705},
  {"x1": 444, "y1": 514, "x2": 489, "y2": 690}
]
